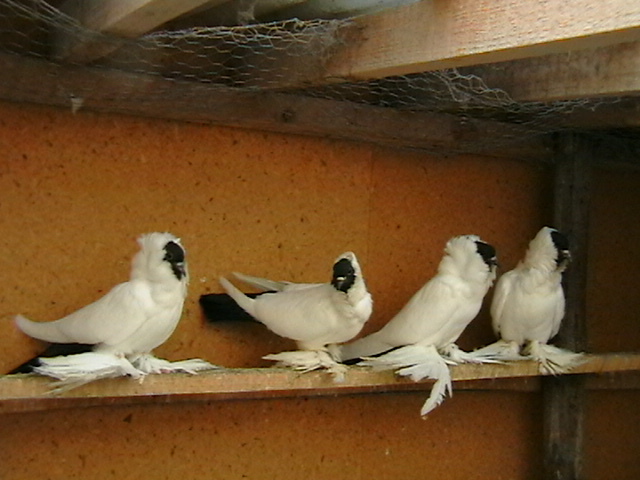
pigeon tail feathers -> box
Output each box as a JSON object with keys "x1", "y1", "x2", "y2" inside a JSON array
[
  {"x1": 33, "y1": 352, "x2": 145, "y2": 393},
  {"x1": 199, "y1": 293, "x2": 261, "y2": 322},
  {"x1": 233, "y1": 272, "x2": 288, "y2": 292},
  {"x1": 15, "y1": 314, "x2": 75, "y2": 344},
  {"x1": 337, "y1": 332, "x2": 394, "y2": 362},
  {"x1": 218, "y1": 276, "x2": 258, "y2": 319},
  {"x1": 359, "y1": 344, "x2": 452, "y2": 416}
]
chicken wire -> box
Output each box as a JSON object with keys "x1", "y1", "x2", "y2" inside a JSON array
[{"x1": 0, "y1": 0, "x2": 627, "y2": 155}]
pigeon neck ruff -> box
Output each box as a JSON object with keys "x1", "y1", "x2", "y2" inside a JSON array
[
  {"x1": 439, "y1": 235, "x2": 497, "y2": 288},
  {"x1": 131, "y1": 233, "x2": 189, "y2": 290},
  {"x1": 523, "y1": 227, "x2": 570, "y2": 273}
]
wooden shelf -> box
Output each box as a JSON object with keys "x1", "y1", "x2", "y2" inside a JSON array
[{"x1": 1, "y1": 352, "x2": 639, "y2": 414}]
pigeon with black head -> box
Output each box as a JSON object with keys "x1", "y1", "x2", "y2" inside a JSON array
[{"x1": 12, "y1": 232, "x2": 216, "y2": 388}]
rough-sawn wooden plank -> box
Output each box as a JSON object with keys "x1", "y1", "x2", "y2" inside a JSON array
[{"x1": 0, "y1": 353, "x2": 638, "y2": 414}]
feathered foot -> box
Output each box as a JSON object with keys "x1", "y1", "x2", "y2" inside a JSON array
[
  {"x1": 466, "y1": 340, "x2": 527, "y2": 363},
  {"x1": 439, "y1": 343, "x2": 504, "y2": 364},
  {"x1": 131, "y1": 353, "x2": 220, "y2": 374},
  {"x1": 33, "y1": 352, "x2": 145, "y2": 394},
  {"x1": 359, "y1": 344, "x2": 452, "y2": 417},
  {"x1": 263, "y1": 350, "x2": 347, "y2": 382},
  {"x1": 524, "y1": 341, "x2": 586, "y2": 375}
]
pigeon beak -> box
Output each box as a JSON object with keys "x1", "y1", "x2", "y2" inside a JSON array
[
  {"x1": 332, "y1": 275, "x2": 349, "y2": 291},
  {"x1": 333, "y1": 275, "x2": 346, "y2": 286}
]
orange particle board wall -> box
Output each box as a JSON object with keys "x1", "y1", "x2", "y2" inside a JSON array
[{"x1": 0, "y1": 101, "x2": 638, "y2": 479}]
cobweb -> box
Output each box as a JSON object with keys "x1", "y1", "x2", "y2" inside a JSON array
[{"x1": 0, "y1": 0, "x2": 627, "y2": 155}]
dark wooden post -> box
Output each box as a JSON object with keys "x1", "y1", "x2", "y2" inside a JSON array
[{"x1": 543, "y1": 132, "x2": 592, "y2": 480}]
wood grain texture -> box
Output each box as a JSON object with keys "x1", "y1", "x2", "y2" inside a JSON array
[
  {"x1": 0, "y1": 92, "x2": 637, "y2": 478},
  {"x1": 466, "y1": 41, "x2": 640, "y2": 101},
  {"x1": 0, "y1": 392, "x2": 544, "y2": 480},
  {"x1": 0, "y1": 52, "x2": 550, "y2": 159},
  {"x1": 543, "y1": 133, "x2": 593, "y2": 480},
  {"x1": 64, "y1": 0, "x2": 226, "y2": 34},
  {"x1": 327, "y1": 0, "x2": 640, "y2": 81},
  {"x1": 1, "y1": 353, "x2": 639, "y2": 414},
  {"x1": 57, "y1": 0, "x2": 229, "y2": 62}
]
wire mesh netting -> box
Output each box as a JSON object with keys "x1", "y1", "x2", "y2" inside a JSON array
[
  {"x1": 0, "y1": 0, "x2": 631, "y2": 155},
  {"x1": 0, "y1": 0, "x2": 349, "y2": 86}
]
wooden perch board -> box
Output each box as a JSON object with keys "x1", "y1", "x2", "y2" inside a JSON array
[
  {"x1": 1, "y1": 353, "x2": 639, "y2": 414},
  {"x1": 326, "y1": 0, "x2": 640, "y2": 81}
]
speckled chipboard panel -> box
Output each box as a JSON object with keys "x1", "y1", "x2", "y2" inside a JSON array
[{"x1": 0, "y1": 101, "x2": 638, "y2": 479}]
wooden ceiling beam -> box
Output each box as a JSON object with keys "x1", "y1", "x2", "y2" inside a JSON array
[
  {"x1": 325, "y1": 0, "x2": 640, "y2": 82},
  {"x1": 464, "y1": 41, "x2": 640, "y2": 102},
  {"x1": 0, "y1": 52, "x2": 550, "y2": 160},
  {"x1": 56, "y1": 0, "x2": 231, "y2": 63}
]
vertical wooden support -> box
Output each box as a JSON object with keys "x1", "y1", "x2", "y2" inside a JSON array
[{"x1": 544, "y1": 132, "x2": 593, "y2": 480}]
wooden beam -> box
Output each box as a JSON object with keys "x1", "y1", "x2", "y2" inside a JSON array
[
  {"x1": 326, "y1": 0, "x2": 640, "y2": 82},
  {"x1": 1, "y1": 353, "x2": 639, "y2": 414},
  {"x1": 166, "y1": 0, "x2": 309, "y2": 28},
  {"x1": 587, "y1": 371, "x2": 640, "y2": 390},
  {"x1": 0, "y1": 52, "x2": 550, "y2": 160},
  {"x1": 56, "y1": 0, "x2": 230, "y2": 63},
  {"x1": 557, "y1": 98, "x2": 640, "y2": 130},
  {"x1": 582, "y1": 131, "x2": 640, "y2": 171},
  {"x1": 227, "y1": 19, "x2": 354, "y2": 91},
  {"x1": 544, "y1": 133, "x2": 593, "y2": 480},
  {"x1": 464, "y1": 41, "x2": 640, "y2": 102},
  {"x1": 3, "y1": 54, "x2": 640, "y2": 168},
  {"x1": 268, "y1": 0, "x2": 421, "y2": 20},
  {"x1": 552, "y1": 134, "x2": 592, "y2": 351}
]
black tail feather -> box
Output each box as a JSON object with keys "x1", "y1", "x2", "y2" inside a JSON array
[
  {"x1": 340, "y1": 346, "x2": 403, "y2": 366},
  {"x1": 341, "y1": 358, "x2": 361, "y2": 366},
  {"x1": 199, "y1": 292, "x2": 271, "y2": 323},
  {"x1": 9, "y1": 343, "x2": 95, "y2": 374}
]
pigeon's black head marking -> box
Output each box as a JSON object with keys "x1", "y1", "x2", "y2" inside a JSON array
[
  {"x1": 475, "y1": 241, "x2": 498, "y2": 268},
  {"x1": 331, "y1": 258, "x2": 356, "y2": 293},
  {"x1": 550, "y1": 230, "x2": 571, "y2": 266},
  {"x1": 163, "y1": 241, "x2": 186, "y2": 280}
]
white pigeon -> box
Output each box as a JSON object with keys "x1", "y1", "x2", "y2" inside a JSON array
[
  {"x1": 217, "y1": 251, "x2": 372, "y2": 378},
  {"x1": 14, "y1": 232, "x2": 216, "y2": 390},
  {"x1": 339, "y1": 235, "x2": 498, "y2": 416},
  {"x1": 473, "y1": 226, "x2": 584, "y2": 374}
]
